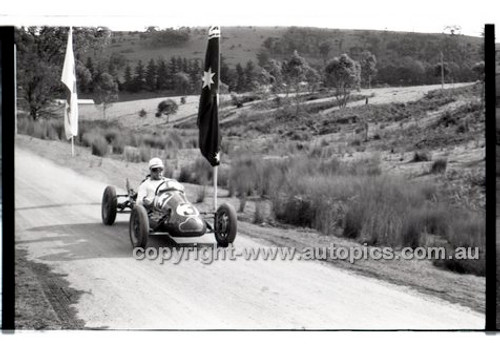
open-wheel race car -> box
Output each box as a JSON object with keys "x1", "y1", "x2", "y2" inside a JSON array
[{"x1": 100, "y1": 179, "x2": 237, "y2": 248}]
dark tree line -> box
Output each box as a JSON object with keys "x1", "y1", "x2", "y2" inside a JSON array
[{"x1": 120, "y1": 56, "x2": 201, "y2": 94}]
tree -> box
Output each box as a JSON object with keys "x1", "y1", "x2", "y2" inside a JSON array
[
  {"x1": 156, "y1": 99, "x2": 178, "y2": 123},
  {"x1": 16, "y1": 27, "x2": 68, "y2": 119},
  {"x1": 172, "y1": 72, "x2": 191, "y2": 94},
  {"x1": 256, "y1": 49, "x2": 271, "y2": 68},
  {"x1": 108, "y1": 52, "x2": 127, "y2": 78},
  {"x1": 472, "y1": 61, "x2": 485, "y2": 106},
  {"x1": 85, "y1": 56, "x2": 95, "y2": 79},
  {"x1": 76, "y1": 64, "x2": 93, "y2": 93},
  {"x1": 156, "y1": 58, "x2": 169, "y2": 91},
  {"x1": 93, "y1": 72, "x2": 118, "y2": 119},
  {"x1": 235, "y1": 63, "x2": 246, "y2": 92},
  {"x1": 319, "y1": 41, "x2": 332, "y2": 66},
  {"x1": 433, "y1": 62, "x2": 451, "y2": 83},
  {"x1": 220, "y1": 56, "x2": 235, "y2": 91},
  {"x1": 189, "y1": 59, "x2": 202, "y2": 92},
  {"x1": 360, "y1": 51, "x2": 377, "y2": 89},
  {"x1": 282, "y1": 50, "x2": 312, "y2": 113},
  {"x1": 304, "y1": 66, "x2": 321, "y2": 93},
  {"x1": 132, "y1": 60, "x2": 146, "y2": 92},
  {"x1": 123, "y1": 64, "x2": 133, "y2": 92},
  {"x1": 472, "y1": 61, "x2": 484, "y2": 81},
  {"x1": 244, "y1": 60, "x2": 258, "y2": 91},
  {"x1": 16, "y1": 26, "x2": 112, "y2": 120},
  {"x1": 266, "y1": 59, "x2": 284, "y2": 93},
  {"x1": 324, "y1": 54, "x2": 361, "y2": 109},
  {"x1": 145, "y1": 58, "x2": 157, "y2": 91}
]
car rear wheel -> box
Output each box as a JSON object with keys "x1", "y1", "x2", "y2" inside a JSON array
[
  {"x1": 101, "y1": 186, "x2": 117, "y2": 225},
  {"x1": 129, "y1": 205, "x2": 149, "y2": 249},
  {"x1": 214, "y1": 203, "x2": 237, "y2": 247}
]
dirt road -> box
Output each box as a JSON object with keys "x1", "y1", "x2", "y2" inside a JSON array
[{"x1": 15, "y1": 147, "x2": 484, "y2": 329}]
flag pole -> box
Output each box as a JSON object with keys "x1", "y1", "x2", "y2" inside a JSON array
[
  {"x1": 70, "y1": 26, "x2": 75, "y2": 157},
  {"x1": 213, "y1": 26, "x2": 220, "y2": 212},
  {"x1": 214, "y1": 164, "x2": 218, "y2": 211},
  {"x1": 14, "y1": 43, "x2": 17, "y2": 135}
]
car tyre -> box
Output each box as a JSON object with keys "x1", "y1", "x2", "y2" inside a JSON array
[
  {"x1": 101, "y1": 186, "x2": 117, "y2": 225},
  {"x1": 215, "y1": 203, "x2": 237, "y2": 247},
  {"x1": 129, "y1": 205, "x2": 149, "y2": 249}
]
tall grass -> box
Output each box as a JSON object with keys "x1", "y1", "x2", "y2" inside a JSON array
[
  {"x1": 18, "y1": 114, "x2": 190, "y2": 160},
  {"x1": 224, "y1": 152, "x2": 483, "y2": 275}
]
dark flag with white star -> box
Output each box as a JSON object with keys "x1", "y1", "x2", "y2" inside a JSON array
[{"x1": 197, "y1": 26, "x2": 221, "y2": 167}]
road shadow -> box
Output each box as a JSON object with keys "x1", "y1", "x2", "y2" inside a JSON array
[
  {"x1": 16, "y1": 202, "x2": 101, "y2": 211},
  {"x1": 18, "y1": 222, "x2": 216, "y2": 262}
]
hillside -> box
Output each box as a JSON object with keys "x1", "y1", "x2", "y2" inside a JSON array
[
  {"x1": 104, "y1": 26, "x2": 482, "y2": 65},
  {"x1": 104, "y1": 26, "x2": 288, "y2": 66},
  {"x1": 99, "y1": 26, "x2": 482, "y2": 83}
]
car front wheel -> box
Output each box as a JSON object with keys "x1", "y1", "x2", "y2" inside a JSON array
[{"x1": 129, "y1": 205, "x2": 149, "y2": 249}]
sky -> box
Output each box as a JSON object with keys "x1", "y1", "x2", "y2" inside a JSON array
[{"x1": 1, "y1": 0, "x2": 498, "y2": 37}]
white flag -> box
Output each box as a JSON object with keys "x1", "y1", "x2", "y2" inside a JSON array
[{"x1": 61, "y1": 27, "x2": 78, "y2": 140}]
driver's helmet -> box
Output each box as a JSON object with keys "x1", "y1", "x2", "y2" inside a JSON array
[{"x1": 148, "y1": 157, "x2": 164, "y2": 170}]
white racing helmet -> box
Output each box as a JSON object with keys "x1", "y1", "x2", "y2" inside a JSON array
[{"x1": 148, "y1": 157, "x2": 164, "y2": 170}]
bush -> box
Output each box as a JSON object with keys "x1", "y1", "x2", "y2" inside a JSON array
[
  {"x1": 254, "y1": 201, "x2": 265, "y2": 224},
  {"x1": 401, "y1": 208, "x2": 428, "y2": 249},
  {"x1": 91, "y1": 135, "x2": 109, "y2": 156},
  {"x1": 430, "y1": 158, "x2": 447, "y2": 174},
  {"x1": 139, "y1": 109, "x2": 147, "y2": 118},
  {"x1": 412, "y1": 151, "x2": 431, "y2": 162},
  {"x1": 195, "y1": 185, "x2": 206, "y2": 203},
  {"x1": 156, "y1": 99, "x2": 178, "y2": 120},
  {"x1": 138, "y1": 145, "x2": 151, "y2": 162},
  {"x1": 124, "y1": 146, "x2": 141, "y2": 163},
  {"x1": 112, "y1": 137, "x2": 125, "y2": 154},
  {"x1": 434, "y1": 210, "x2": 485, "y2": 276},
  {"x1": 178, "y1": 166, "x2": 192, "y2": 183},
  {"x1": 342, "y1": 176, "x2": 432, "y2": 246}
]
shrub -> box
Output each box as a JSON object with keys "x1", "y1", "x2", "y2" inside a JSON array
[
  {"x1": 91, "y1": 135, "x2": 109, "y2": 156},
  {"x1": 253, "y1": 201, "x2": 265, "y2": 224},
  {"x1": 435, "y1": 210, "x2": 485, "y2": 276},
  {"x1": 104, "y1": 129, "x2": 120, "y2": 144},
  {"x1": 430, "y1": 158, "x2": 447, "y2": 174},
  {"x1": 349, "y1": 137, "x2": 362, "y2": 147},
  {"x1": 139, "y1": 109, "x2": 147, "y2": 118},
  {"x1": 178, "y1": 165, "x2": 193, "y2": 183},
  {"x1": 112, "y1": 137, "x2": 125, "y2": 154},
  {"x1": 156, "y1": 99, "x2": 178, "y2": 121},
  {"x1": 124, "y1": 146, "x2": 141, "y2": 163},
  {"x1": 239, "y1": 195, "x2": 247, "y2": 213},
  {"x1": 191, "y1": 157, "x2": 212, "y2": 185},
  {"x1": 401, "y1": 209, "x2": 428, "y2": 249},
  {"x1": 412, "y1": 151, "x2": 431, "y2": 162},
  {"x1": 228, "y1": 155, "x2": 263, "y2": 197},
  {"x1": 139, "y1": 145, "x2": 151, "y2": 162},
  {"x1": 195, "y1": 185, "x2": 206, "y2": 203},
  {"x1": 342, "y1": 176, "x2": 429, "y2": 246}
]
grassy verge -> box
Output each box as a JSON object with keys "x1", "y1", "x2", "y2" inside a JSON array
[
  {"x1": 17, "y1": 114, "x2": 198, "y2": 164},
  {"x1": 226, "y1": 153, "x2": 485, "y2": 276}
]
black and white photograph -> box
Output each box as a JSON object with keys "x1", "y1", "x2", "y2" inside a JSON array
[{"x1": 0, "y1": 1, "x2": 498, "y2": 335}]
